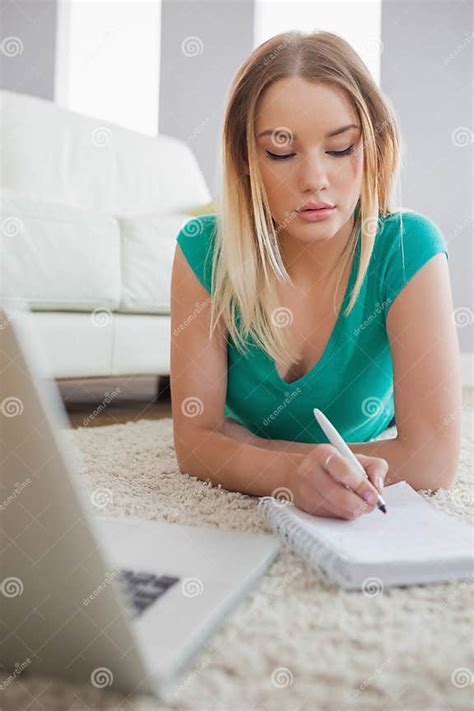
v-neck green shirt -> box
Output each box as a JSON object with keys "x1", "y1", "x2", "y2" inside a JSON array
[{"x1": 176, "y1": 210, "x2": 449, "y2": 444}]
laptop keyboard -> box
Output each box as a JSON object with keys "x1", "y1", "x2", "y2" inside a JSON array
[{"x1": 117, "y1": 568, "x2": 180, "y2": 618}]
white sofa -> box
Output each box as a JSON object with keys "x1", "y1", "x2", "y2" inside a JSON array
[{"x1": 0, "y1": 90, "x2": 212, "y2": 379}]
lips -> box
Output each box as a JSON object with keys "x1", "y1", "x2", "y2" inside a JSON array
[
  {"x1": 298, "y1": 201, "x2": 335, "y2": 212},
  {"x1": 296, "y1": 205, "x2": 335, "y2": 222}
]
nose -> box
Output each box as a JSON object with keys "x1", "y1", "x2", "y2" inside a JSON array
[{"x1": 297, "y1": 151, "x2": 330, "y2": 193}]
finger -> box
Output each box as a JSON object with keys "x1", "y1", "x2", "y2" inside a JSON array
[
  {"x1": 354, "y1": 454, "x2": 389, "y2": 492},
  {"x1": 312, "y1": 467, "x2": 375, "y2": 519},
  {"x1": 320, "y1": 445, "x2": 380, "y2": 507}
]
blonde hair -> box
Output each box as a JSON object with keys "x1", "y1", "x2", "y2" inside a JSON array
[{"x1": 209, "y1": 30, "x2": 402, "y2": 368}]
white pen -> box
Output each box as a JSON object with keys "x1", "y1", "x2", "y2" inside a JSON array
[{"x1": 313, "y1": 408, "x2": 387, "y2": 514}]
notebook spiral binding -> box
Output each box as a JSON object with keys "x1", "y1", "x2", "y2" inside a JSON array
[{"x1": 258, "y1": 497, "x2": 356, "y2": 588}]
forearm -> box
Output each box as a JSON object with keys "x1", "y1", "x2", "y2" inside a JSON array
[
  {"x1": 174, "y1": 426, "x2": 303, "y2": 497},
  {"x1": 221, "y1": 417, "x2": 452, "y2": 491}
]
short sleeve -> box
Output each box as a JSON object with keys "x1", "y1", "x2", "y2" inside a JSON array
[
  {"x1": 379, "y1": 211, "x2": 449, "y2": 318},
  {"x1": 176, "y1": 213, "x2": 217, "y2": 295}
]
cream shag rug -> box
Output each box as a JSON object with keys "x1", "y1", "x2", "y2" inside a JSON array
[{"x1": 2, "y1": 408, "x2": 473, "y2": 711}]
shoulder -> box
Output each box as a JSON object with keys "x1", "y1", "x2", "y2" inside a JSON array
[
  {"x1": 176, "y1": 212, "x2": 217, "y2": 258},
  {"x1": 375, "y1": 209, "x2": 449, "y2": 259},
  {"x1": 373, "y1": 209, "x2": 450, "y2": 316},
  {"x1": 176, "y1": 212, "x2": 217, "y2": 243},
  {"x1": 175, "y1": 213, "x2": 217, "y2": 294}
]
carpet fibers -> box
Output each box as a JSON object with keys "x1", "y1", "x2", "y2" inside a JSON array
[{"x1": 2, "y1": 408, "x2": 473, "y2": 711}]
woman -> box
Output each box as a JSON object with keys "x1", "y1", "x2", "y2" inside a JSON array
[{"x1": 171, "y1": 31, "x2": 458, "y2": 520}]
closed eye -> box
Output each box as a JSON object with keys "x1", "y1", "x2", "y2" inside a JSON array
[{"x1": 266, "y1": 145, "x2": 354, "y2": 160}]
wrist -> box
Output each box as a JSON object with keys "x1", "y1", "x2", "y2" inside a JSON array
[{"x1": 279, "y1": 451, "x2": 305, "y2": 499}]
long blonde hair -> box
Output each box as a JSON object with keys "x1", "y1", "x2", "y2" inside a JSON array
[{"x1": 209, "y1": 30, "x2": 402, "y2": 368}]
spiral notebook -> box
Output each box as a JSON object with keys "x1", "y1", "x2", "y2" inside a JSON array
[{"x1": 258, "y1": 481, "x2": 474, "y2": 591}]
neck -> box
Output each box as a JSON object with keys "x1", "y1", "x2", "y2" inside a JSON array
[{"x1": 278, "y1": 214, "x2": 356, "y2": 288}]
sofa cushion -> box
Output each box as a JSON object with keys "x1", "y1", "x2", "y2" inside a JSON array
[
  {"x1": 1, "y1": 90, "x2": 211, "y2": 215},
  {"x1": 118, "y1": 211, "x2": 192, "y2": 314},
  {"x1": 0, "y1": 191, "x2": 121, "y2": 311}
]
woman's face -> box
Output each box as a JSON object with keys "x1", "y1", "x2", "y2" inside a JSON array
[{"x1": 255, "y1": 77, "x2": 363, "y2": 244}]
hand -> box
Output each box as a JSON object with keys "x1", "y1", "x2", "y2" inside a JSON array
[{"x1": 291, "y1": 444, "x2": 389, "y2": 520}]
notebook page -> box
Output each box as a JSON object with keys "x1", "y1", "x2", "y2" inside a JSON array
[{"x1": 284, "y1": 481, "x2": 474, "y2": 565}]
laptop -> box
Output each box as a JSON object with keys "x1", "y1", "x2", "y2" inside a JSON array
[{"x1": 0, "y1": 301, "x2": 281, "y2": 699}]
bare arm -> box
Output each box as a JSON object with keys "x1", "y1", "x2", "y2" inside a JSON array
[
  {"x1": 174, "y1": 425, "x2": 302, "y2": 497},
  {"x1": 221, "y1": 416, "x2": 452, "y2": 492},
  {"x1": 170, "y1": 243, "x2": 304, "y2": 498}
]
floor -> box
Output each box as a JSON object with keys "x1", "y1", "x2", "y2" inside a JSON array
[{"x1": 60, "y1": 375, "x2": 172, "y2": 428}]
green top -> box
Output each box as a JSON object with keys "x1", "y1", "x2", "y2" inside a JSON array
[{"x1": 176, "y1": 209, "x2": 449, "y2": 444}]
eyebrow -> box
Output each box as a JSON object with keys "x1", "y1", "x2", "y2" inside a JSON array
[{"x1": 257, "y1": 124, "x2": 360, "y2": 139}]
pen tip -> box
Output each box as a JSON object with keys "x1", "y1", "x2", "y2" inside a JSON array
[{"x1": 379, "y1": 504, "x2": 387, "y2": 514}]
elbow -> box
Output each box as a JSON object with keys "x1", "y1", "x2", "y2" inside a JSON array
[
  {"x1": 177, "y1": 460, "x2": 190, "y2": 477},
  {"x1": 173, "y1": 427, "x2": 197, "y2": 476},
  {"x1": 433, "y1": 461, "x2": 459, "y2": 492},
  {"x1": 437, "y1": 435, "x2": 461, "y2": 491},
  {"x1": 175, "y1": 446, "x2": 197, "y2": 477},
  {"x1": 173, "y1": 425, "x2": 219, "y2": 480},
  {"x1": 399, "y1": 433, "x2": 460, "y2": 493},
  {"x1": 419, "y1": 450, "x2": 460, "y2": 493}
]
